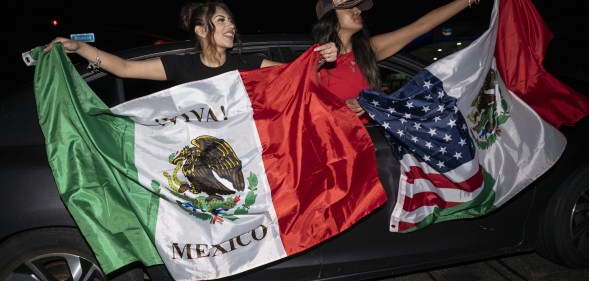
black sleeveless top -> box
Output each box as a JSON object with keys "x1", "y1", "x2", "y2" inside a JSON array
[{"x1": 160, "y1": 53, "x2": 264, "y2": 84}]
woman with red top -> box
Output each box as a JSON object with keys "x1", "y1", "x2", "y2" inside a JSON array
[{"x1": 312, "y1": 0, "x2": 480, "y2": 122}]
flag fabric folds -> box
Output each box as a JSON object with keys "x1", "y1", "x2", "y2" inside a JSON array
[
  {"x1": 358, "y1": 0, "x2": 568, "y2": 233},
  {"x1": 495, "y1": 0, "x2": 589, "y2": 129},
  {"x1": 30, "y1": 44, "x2": 386, "y2": 280}
]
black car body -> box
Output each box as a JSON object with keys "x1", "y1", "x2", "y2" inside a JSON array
[{"x1": 1, "y1": 34, "x2": 588, "y2": 281}]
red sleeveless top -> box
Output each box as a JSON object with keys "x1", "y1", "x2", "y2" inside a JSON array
[{"x1": 318, "y1": 51, "x2": 371, "y2": 123}]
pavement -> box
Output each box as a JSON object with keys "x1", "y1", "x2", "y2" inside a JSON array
[{"x1": 376, "y1": 252, "x2": 589, "y2": 281}]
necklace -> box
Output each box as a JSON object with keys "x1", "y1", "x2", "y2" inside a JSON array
[
  {"x1": 347, "y1": 58, "x2": 356, "y2": 72},
  {"x1": 340, "y1": 54, "x2": 356, "y2": 72}
]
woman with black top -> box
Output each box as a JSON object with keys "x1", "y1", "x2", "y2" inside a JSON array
[{"x1": 43, "y1": 0, "x2": 338, "y2": 84}]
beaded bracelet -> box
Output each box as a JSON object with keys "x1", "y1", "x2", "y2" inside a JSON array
[{"x1": 87, "y1": 47, "x2": 101, "y2": 70}]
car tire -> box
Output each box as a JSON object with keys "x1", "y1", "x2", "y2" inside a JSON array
[
  {"x1": 536, "y1": 163, "x2": 589, "y2": 268},
  {"x1": 0, "y1": 227, "x2": 145, "y2": 281}
]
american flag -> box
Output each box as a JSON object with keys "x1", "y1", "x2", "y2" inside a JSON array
[
  {"x1": 357, "y1": 0, "x2": 570, "y2": 233},
  {"x1": 358, "y1": 69, "x2": 488, "y2": 233}
]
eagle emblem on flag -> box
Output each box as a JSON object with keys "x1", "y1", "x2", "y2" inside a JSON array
[
  {"x1": 161, "y1": 135, "x2": 259, "y2": 224},
  {"x1": 466, "y1": 69, "x2": 510, "y2": 149}
]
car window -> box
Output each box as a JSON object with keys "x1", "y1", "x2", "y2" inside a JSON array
[
  {"x1": 242, "y1": 47, "x2": 272, "y2": 61},
  {"x1": 280, "y1": 46, "x2": 313, "y2": 63},
  {"x1": 87, "y1": 44, "x2": 423, "y2": 107},
  {"x1": 381, "y1": 70, "x2": 413, "y2": 94}
]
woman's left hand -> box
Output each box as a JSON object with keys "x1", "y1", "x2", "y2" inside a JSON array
[
  {"x1": 346, "y1": 99, "x2": 365, "y2": 117},
  {"x1": 315, "y1": 42, "x2": 338, "y2": 63}
]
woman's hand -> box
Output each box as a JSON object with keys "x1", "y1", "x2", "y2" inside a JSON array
[
  {"x1": 43, "y1": 37, "x2": 81, "y2": 53},
  {"x1": 346, "y1": 99, "x2": 365, "y2": 117},
  {"x1": 315, "y1": 42, "x2": 338, "y2": 63}
]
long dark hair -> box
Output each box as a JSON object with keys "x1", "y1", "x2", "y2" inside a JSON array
[
  {"x1": 311, "y1": 10, "x2": 381, "y2": 89},
  {"x1": 179, "y1": 1, "x2": 243, "y2": 58}
]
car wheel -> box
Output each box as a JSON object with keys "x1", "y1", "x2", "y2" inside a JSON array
[
  {"x1": 536, "y1": 164, "x2": 589, "y2": 268},
  {"x1": 0, "y1": 227, "x2": 144, "y2": 281}
]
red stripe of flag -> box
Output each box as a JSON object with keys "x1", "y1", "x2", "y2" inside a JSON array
[
  {"x1": 404, "y1": 164, "x2": 483, "y2": 192},
  {"x1": 495, "y1": 0, "x2": 589, "y2": 128},
  {"x1": 402, "y1": 191, "x2": 463, "y2": 212},
  {"x1": 240, "y1": 47, "x2": 387, "y2": 255}
]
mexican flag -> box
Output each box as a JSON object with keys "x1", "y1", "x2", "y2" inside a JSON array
[{"x1": 30, "y1": 44, "x2": 387, "y2": 280}]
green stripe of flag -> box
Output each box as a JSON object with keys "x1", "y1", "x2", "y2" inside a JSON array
[{"x1": 31, "y1": 44, "x2": 163, "y2": 274}]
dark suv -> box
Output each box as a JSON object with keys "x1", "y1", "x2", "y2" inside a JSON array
[{"x1": 1, "y1": 34, "x2": 588, "y2": 281}]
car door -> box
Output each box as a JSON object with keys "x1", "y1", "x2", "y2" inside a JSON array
[
  {"x1": 244, "y1": 43, "x2": 536, "y2": 279},
  {"x1": 315, "y1": 54, "x2": 537, "y2": 279}
]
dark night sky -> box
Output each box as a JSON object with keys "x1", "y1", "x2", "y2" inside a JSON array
[{"x1": 5, "y1": 0, "x2": 587, "y2": 91}]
